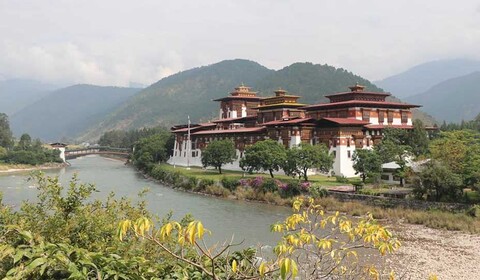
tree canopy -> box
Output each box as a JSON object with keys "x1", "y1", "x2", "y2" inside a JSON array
[
  {"x1": 240, "y1": 139, "x2": 287, "y2": 178},
  {"x1": 283, "y1": 143, "x2": 334, "y2": 181},
  {"x1": 352, "y1": 149, "x2": 383, "y2": 183},
  {"x1": 201, "y1": 139, "x2": 237, "y2": 174}
]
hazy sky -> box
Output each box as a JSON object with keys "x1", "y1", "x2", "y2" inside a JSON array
[{"x1": 1, "y1": 0, "x2": 479, "y2": 86}]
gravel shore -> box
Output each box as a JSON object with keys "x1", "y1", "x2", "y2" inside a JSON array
[{"x1": 388, "y1": 223, "x2": 480, "y2": 279}]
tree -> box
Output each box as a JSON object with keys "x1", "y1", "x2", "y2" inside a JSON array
[
  {"x1": 412, "y1": 160, "x2": 464, "y2": 201},
  {"x1": 240, "y1": 140, "x2": 287, "y2": 178},
  {"x1": 429, "y1": 130, "x2": 480, "y2": 188},
  {"x1": 17, "y1": 133, "x2": 32, "y2": 151},
  {"x1": 132, "y1": 132, "x2": 172, "y2": 170},
  {"x1": 374, "y1": 139, "x2": 411, "y2": 186},
  {"x1": 283, "y1": 143, "x2": 334, "y2": 181},
  {"x1": 409, "y1": 119, "x2": 430, "y2": 156},
  {"x1": 0, "y1": 113, "x2": 13, "y2": 149},
  {"x1": 201, "y1": 139, "x2": 237, "y2": 174},
  {"x1": 352, "y1": 149, "x2": 382, "y2": 183}
]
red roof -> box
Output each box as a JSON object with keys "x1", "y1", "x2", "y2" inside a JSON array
[
  {"x1": 191, "y1": 127, "x2": 266, "y2": 135},
  {"x1": 172, "y1": 123, "x2": 216, "y2": 133},
  {"x1": 212, "y1": 116, "x2": 257, "y2": 123},
  {"x1": 263, "y1": 118, "x2": 314, "y2": 126},
  {"x1": 320, "y1": 117, "x2": 370, "y2": 125},
  {"x1": 365, "y1": 124, "x2": 413, "y2": 130},
  {"x1": 325, "y1": 91, "x2": 391, "y2": 98},
  {"x1": 303, "y1": 100, "x2": 421, "y2": 110},
  {"x1": 213, "y1": 96, "x2": 262, "y2": 101}
]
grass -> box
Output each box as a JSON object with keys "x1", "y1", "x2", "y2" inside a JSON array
[{"x1": 161, "y1": 164, "x2": 345, "y2": 186}]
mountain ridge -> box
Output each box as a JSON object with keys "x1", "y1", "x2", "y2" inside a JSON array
[
  {"x1": 79, "y1": 59, "x2": 435, "y2": 141},
  {"x1": 376, "y1": 58, "x2": 480, "y2": 98}
]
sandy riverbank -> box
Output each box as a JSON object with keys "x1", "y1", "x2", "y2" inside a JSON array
[
  {"x1": 387, "y1": 223, "x2": 480, "y2": 279},
  {"x1": 0, "y1": 163, "x2": 67, "y2": 174}
]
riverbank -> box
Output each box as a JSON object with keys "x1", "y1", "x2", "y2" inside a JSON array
[
  {"x1": 142, "y1": 163, "x2": 480, "y2": 278},
  {"x1": 388, "y1": 223, "x2": 480, "y2": 279},
  {"x1": 0, "y1": 162, "x2": 67, "y2": 174},
  {"x1": 144, "y1": 164, "x2": 480, "y2": 234}
]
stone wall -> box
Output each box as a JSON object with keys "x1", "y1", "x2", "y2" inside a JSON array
[{"x1": 328, "y1": 191, "x2": 470, "y2": 212}]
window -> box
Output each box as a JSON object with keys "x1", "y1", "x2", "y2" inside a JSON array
[
  {"x1": 332, "y1": 151, "x2": 336, "y2": 157},
  {"x1": 401, "y1": 111, "x2": 408, "y2": 123},
  {"x1": 387, "y1": 111, "x2": 394, "y2": 123},
  {"x1": 378, "y1": 111, "x2": 384, "y2": 123},
  {"x1": 347, "y1": 151, "x2": 351, "y2": 158},
  {"x1": 362, "y1": 110, "x2": 370, "y2": 121}
]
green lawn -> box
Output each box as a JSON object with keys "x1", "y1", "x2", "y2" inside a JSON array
[{"x1": 160, "y1": 164, "x2": 346, "y2": 186}]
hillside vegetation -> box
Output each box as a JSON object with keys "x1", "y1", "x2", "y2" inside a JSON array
[
  {"x1": 11, "y1": 85, "x2": 140, "y2": 141},
  {"x1": 80, "y1": 59, "x2": 435, "y2": 140}
]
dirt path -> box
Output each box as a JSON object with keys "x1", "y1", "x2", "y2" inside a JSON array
[{"x1": 387, "y1": 223, "x2": 480, "y2": 279}]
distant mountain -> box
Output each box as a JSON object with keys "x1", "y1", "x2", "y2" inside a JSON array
[
  {"x1": 254, "y1": 62, "x2": 383, "y2": 104},
  {"x1": 79, "y1": 59, "x2": 435, "y2": 141},
  {"x1": 406, "y1": 72, "x2": 480, "y2": 123},
  {"x1": 0, "y1": 79, "x2": 58, "y2": 115},
  {"x1": 79, "y1": 59, "x2": 273, "y2": 140},
  {"x1": 11, "y1": 85, "x2": 140, "y2": 141},
  {"x1": 376, "y1": 59, "x2": 480, "y2": 98}
]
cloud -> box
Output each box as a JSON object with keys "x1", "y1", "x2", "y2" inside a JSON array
[{"x1": 1, "y1": 0, "x2": 480, "y2": 85}]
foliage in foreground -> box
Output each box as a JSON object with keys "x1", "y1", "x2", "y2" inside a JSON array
[
  {"x1": 119, "y1": 197, "x2": 400, "y2": 279},
  {"x1": 0, "y1": 174, "x2": 401, "y2": 279}
]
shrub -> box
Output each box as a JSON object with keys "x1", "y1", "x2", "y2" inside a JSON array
[
  {"x1": 279, "y1": 181, "x2": 301, "y2": 198},
  {"x1": 261, "y1": 178, "x2": 279, "y2": 193},
  {"x1": 309, "y1": 185, "x2": 328, "y2": 198},
  {"x1": 205, "y1": 185, "x2": 231, "y2": 197},
  {"x1": 466, "y1": 205, "x2": 480, "y2": 218},
  {"x1": 335, "y1": 175, "x2": 349, "y2": 183},
  {"x1": 196, "y1": 178, "x2": 215, "y2": 191},
  {"x1": 221, "y1": 177, "x2": 239, "y2": 191}
]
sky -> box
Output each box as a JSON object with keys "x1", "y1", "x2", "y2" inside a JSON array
[{"x1": 1, "y1": 0, "x2": 479, "y2": 86}]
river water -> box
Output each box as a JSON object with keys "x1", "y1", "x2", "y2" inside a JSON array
[{"x1": 0, "y1": 155, "x2": 290, "y2": 247}]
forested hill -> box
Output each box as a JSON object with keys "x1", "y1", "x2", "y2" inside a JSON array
[
  {"x1": 406, "y1": 72, "x2": 480, "y2": 123},
  {"x1": 79, "y1": 60, "x2": 273, "y2": 140},
  {"x1": 254, "y1": 62, "x2": 382, "y2": 104},
  {"x1": 79, "y1": 59, "x2": 435, "y2": 141},
  {"x1": 11, "y1": 85, "x2": 140, "y2": 141}
]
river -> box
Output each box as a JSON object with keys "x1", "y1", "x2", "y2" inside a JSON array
[{"x1": 0, "y1": 155, "x2": 290, "y2": 247}]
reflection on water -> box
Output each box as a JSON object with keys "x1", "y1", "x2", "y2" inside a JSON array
[{"x1": 0, "y1": 155, "x2": 290, "y2": 246}]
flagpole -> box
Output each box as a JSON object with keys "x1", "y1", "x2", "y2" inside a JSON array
[{"x1": 187, "y1": 115, "x2": 191, "y2": 170}]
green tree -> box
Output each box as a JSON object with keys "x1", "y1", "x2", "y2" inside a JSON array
[
  {"x1": 409, "y1": 119, "x2": 430, "y2": 156},
  {"x1": 0, "y1": 113, "x2": 13, "y2": 149},
  {"x1": 283, "y1": 143, "x2": 334, "y2": 181},
  {"x1": 352, "y1": 149, "x2": 382, "y2": 183},
  {"x1": 429, "y1": 130, "x2": 480, "y2": 188},
  {"x1": 240, "y1": 139, "x2": 287, "y2": 178},
  {"x1": 201, "y1": 139, "x2": 237, "y2": 174},
  {"x1": 412, "y1": 161, "x2": 464, "y2": 201},
  {"x1": 132, "y1": 132, "x2": 173, "y2": 171},
  {"x1": 374, "y1": 139, "x2": 411, "y2": 186},
  {"x1": 17, "y1": 133, "x2": 32, "y2": 151}
]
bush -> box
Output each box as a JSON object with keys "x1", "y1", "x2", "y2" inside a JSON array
[
  {"x1": 221, "y1": 177, "x2": 239, "y2": 191},
  {"x1": 196, "y1": 178, "x2": 215, "y2": 191},
  {"x1": 261, "y1": 178, "x2": 279, "y2": 193},
  {"x1": 205, "y1": 185, "x2": 231, "y2": 197},
  {"x1": 279, "y1": 181, "x2": 301, "y2": 198},
  {"x1": 466, "y1": 205, "x2": 480, "y2": 218},
  {"x1": 309, "y1": 185, "x2": 328, "y2": 198},
  {"x1": 335, "y1": 175, "x2": 349, "y2": 183}
]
